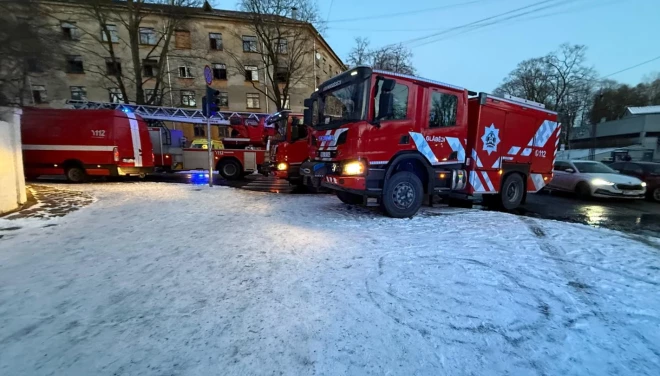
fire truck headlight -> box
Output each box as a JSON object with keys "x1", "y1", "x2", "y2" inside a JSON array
[
  {"x1": 342, "y1": 161, "x2": 365, "y2": 176},
  {"x1": 277, "y1": 162, "x2": 288, "y2": 171}
]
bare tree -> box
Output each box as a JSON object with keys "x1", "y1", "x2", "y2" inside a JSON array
[
  {"x1": 495, "y1": 44, "x2": 597, "y2": 146},
  {"x1": 227, "y1": 0, "x2": 322, "y2": 111},
  {"x1": 54, "y1": 0, "x2": 203, "y2": 105},
  {"x1": 0, "y1": 0, "x2": 63, "y2": 106},
  {"x1": 347, "y1": 38, "x2": 416, "y2": 75}
]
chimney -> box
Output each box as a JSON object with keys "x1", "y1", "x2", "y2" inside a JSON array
[{"x1": 291, "y1": 7, "x2": 298, "y2": 20}]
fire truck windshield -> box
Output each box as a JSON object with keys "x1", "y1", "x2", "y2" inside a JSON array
[{"x1": 316, "y1": 79, "x2": 368, "y2": 129}]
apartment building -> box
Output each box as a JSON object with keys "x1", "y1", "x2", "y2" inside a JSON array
[{"x1": 22, "y1": 0, "x2": 344, "y2": 140}]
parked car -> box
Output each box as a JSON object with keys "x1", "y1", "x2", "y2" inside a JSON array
[
  {"x1": 548, "y1": 160, "x2": 646, "y2": 199},
  {"x1": 609, "y1": 161, "x2": 660, "y2": 202}
]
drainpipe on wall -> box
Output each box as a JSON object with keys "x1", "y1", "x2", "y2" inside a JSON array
[{"x1": 164, "y1": 25, "x2": 176, "y2": 130}]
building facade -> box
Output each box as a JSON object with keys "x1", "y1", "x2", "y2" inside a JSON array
[{"x1": 21, "y1": 0, "x2": 344, "y2": 141}]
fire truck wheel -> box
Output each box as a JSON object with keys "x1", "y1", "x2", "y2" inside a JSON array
[
  {"x1": 381, "y1": 171, "x2": 423, "y2": 218},
  {"x1": 218, "y1": 160, "x2": 242, "y2": 180},
  {"x1": 65, "y1": 166, "x2": 87, "y2": 183},
  {"x1": 336, "y1": 191, "x2": 363, "y2": 205},
  {"x1": 500, "y1": 173, "x2": 525, "y2": 210}
]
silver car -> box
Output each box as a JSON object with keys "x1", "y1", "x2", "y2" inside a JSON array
[{"x1": 548, "y1": 160, "x2": 646, "y2": 199}]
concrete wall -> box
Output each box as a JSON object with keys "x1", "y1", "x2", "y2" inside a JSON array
[{"x1": 0, "y1": 108, "x2": 26, "y2": 215}]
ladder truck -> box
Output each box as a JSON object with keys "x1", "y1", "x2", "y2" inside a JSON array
[{"x1": 66, "y1": 100, "x2": 276, "y2": 180}]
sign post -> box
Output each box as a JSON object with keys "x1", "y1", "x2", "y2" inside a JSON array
[{"x1": 204, "y1": 65, "x2": 213, "y2": 187}]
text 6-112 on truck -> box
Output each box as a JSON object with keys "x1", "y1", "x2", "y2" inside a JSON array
[{"x1": 300, "y1": 66, "x2": 560, "y2": 218}]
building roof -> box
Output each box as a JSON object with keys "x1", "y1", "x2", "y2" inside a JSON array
[{"x1": 626, "y1": 106, "x2": 660, "y2": 116}]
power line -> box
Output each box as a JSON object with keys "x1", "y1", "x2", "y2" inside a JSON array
[
  {"x1": 395, "y1": 0, "x2": 560, "y2": 47},
  {"x1": 326, "y1": 0, "x2": 334, "y2": 22},
  {"x1": 603, "y1": 55, "x2": 660, "y2": 78},
  {"x1": 408, "y1": 0, "x2": 577, "y2": 48},
  {"x1": 325, "y1": 0, "x2": 485, "y2": 24}
]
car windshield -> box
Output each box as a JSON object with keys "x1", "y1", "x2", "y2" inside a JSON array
[
  {"x1": 574, "y1": 162, "x2": 617, "y2": 174},
  {"x1": 316, "y1": 80, "x2": 368, "y2": 129}
]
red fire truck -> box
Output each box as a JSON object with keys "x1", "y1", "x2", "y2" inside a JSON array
[
  {"x1": 300, "y1": 66, "x2": 560, "y2": 218},
  {"x1": 21, "y1": 108, "x2": 154, "y2": 182},
  {"x1": 264, "y1": 112, "x2": 310, "y2": 185},
  {"x1": 67, "y1": 100, "x2": 274, "y2": 180}
]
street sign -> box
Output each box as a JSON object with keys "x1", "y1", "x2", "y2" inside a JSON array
[{"x1": 204, "y1": 65, "x2": 213, "y2": 85}]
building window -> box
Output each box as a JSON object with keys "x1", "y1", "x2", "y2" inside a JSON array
[
  {"x1": 65, "y1": 55, "x2": 84, "y2": 73},
  {"x1": 209, "y1": 33, "x2": 223, "y2": 50},
  {"x1": 178, "y1": 65, "x2": 194, "y2": 78},
  {"x1": 242, "y1": 35, "x2": 258, "y2": 52},
  {"x1": 70, "y1": 86, "x2": 87, "y2": 101},
  {"x1": 275, "y1": 66, "x2": 288, "y2": 83},
  {"x1": 213, "y1": 63, "x2": 227, "y2": 80},
  {"x1": 375, "y1": 81, "x2": 409, "y2": 120},
  {"x1": 32, "y1": 85, "x2": 47, "y2": 104},
  {"x1": 281, "y1": 95, "x2": 290, "y2": 110},
  {"x1": 244, "y1": 65, "x2": 258, "y2": 81},
  {"x1": 322, "y1": 57, "x2": 327, "y2": 74},
  {"x1": 144, "y1": 89, "x2": 161, "y2": 104},
  {"x1": 246, "y1": 93, "x2": 260, "y2": 109},
  {"x1": 218, "y1": 92, "x2": 229, "y2": 107},
  {"x1": 102, "y1": 24, "x2": 119, "y2": 43},
  {"x1": 175, "y1": 30, "x2": 191, "y2": 49},
  {"x1": 143, "y1": 59, "x2": 158, "y2": 77},
  {"x1": 181, "y1": 90, "x2": 196, "y2": 107},
  {"x1": 61, "y1": 22, "x2": 80, "y2": 41},
  {"x1": 429, "y1": 91, "x2": 458, "y2": 127},
  {"x1": 194, "y1": 126, "x2": 205, "y2": 137},
  {"x1": 109, "y1": 88, "x2": 123, "y2": 103},
  {"x1": 105, "y1": 58, "x2": 122, "y2": 76},
  {"x1": 139, "y1": 27, "x2": 157, "y2": 45},
  {"x1": 274, "y1": 39, "x2": 288, "y2": 54}
]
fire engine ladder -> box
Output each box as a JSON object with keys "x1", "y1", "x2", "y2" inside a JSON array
[{"x1": 65, "y1": 100, "x2": 270, "y2": 126}]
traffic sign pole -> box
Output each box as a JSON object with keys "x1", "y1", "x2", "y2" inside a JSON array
[{"x1": 204, "y1": 65, "x2": 213, "y2": 187}]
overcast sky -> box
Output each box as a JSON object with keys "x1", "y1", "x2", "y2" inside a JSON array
[{"x1": 230, "y1": 0, "x2": 660, "y2": 92}]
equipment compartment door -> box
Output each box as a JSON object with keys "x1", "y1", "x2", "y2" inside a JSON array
[{"x1": 244, "y1": 152, "x2": 257, "y2": 171}]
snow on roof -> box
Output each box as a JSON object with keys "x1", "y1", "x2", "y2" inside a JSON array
[{"x1": 626, "y1": 106, "x2": 660, "y2": 116}]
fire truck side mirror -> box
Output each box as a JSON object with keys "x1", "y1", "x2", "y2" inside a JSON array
[
  {"x1": 303, "y1": 98, "x2": 312, "y2": 108},
  {"x1": 303, "y1": 108, "x2": 312, "y2": 126}
]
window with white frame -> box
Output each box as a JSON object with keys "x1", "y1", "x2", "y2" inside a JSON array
[
  {"x1": 275, "y1": 38, "x2": 288, "y2": 54},
  {"x1": 32, "y1": 85, "x2": 47, "y2": 104},
  {"x1": 139, "y1": 27, "x2": 157, "y2": 45},
  {"x1": 242, "y1": 35, "x2": 258, "y2": 52},
  {"x1": 218, "y1": 92, "x2": 229, "y2": 107},
  {"x1": 246, "y1": 93, "x2": 260, "y2": 109},
  {"x1": 102, "y1": 24, "x2": 119, "y2": 43},
  {"x1": 61, "y1": 22, "x2": 80, "y2": 41},
  {"x1": 109, "y1": 88, "x2": 123, "y2": 103},
  {"x1": 178, "y1": 65, "x2": 194, "y2": 78},
  {"x1": 281, "y1": 95, "x2": 290, "y2": 109},
  {"x1": 213, "y1": 63, "x2": 227, "y2": 80},
  {"x1": 181, "y1": 90, "x2": 196, "y2": 107},
  {"x1": 70, "y1": 86, "x2": 87, "y2": 101},
  {"x1": 244, "y1": 65, "x2": 258, "y2": 81},
  {"x1": 209, "y1": 33, "x2": 223, "y2": 50},
  {"x1": 144, "y1": 89, "x2": 161, "y2": 104}
]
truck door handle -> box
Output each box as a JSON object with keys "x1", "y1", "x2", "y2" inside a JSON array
[{"x1": 399, "y1": 135, "x2": 410, "y2": 144}]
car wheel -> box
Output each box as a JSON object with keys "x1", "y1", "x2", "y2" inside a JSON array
[
  {"x1": 218, "y1": 160, "x2": 242, "y2": 180},
  {"x1": 336, "y1": 191, "x2": 363, "y2": 205},
  {"x1": 500, "y1": 173, "x2": 524, "y2": 210},
  {"x1": 652, "y1": 188, "x2": 660, "y2": 203},
  {"x1": 576, "y1": 182, "x2": 592, "y2": 199},
  {"x1": 65, "y1": 166, "x2": 87, "y2": 183},
  {"x1": 381, "y1": 171, "x2": 423, "y2": 218}
]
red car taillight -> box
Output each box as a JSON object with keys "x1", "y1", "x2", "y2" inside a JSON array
[
  {"x1": 113, "y1": 147, "x2": 119, "y2": 162},
  {"x1": 152, "y1": 152, "x2": 155, "y2": 163}
]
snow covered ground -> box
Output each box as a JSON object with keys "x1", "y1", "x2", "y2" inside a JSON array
[{"x1": 1, "y1": 183, "x2": 659, "y2": 376}]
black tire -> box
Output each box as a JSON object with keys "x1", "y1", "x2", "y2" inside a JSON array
[
  {"x1": 65, "y1": 166, "x2": 87, "y2": 183},
  {"x1": 500, "y1": 173, "x2": 525, "y2": 210},
  {"x1": 575, "y1": 181, "x2": 592, "y2": 199},
  {"x1": 218, "y1": 159, "x2": 242, "y2": 180},
  {"x1": 381, "y1": 171, "x2": 424, "y2": 218},
  {"x1": 336, "y1": 191, "x2": 363, "y2": 205},
  {"x1": 650, "y1": 188, "x2": 660, "y2": 203}
]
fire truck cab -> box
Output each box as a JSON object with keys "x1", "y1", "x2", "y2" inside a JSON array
[
  {"x1": 266, "y1": 111, "x2": 309, "y2": 185},
  {"x1": 300, "y1": 66, "x2": 559, "y2": 218}
]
